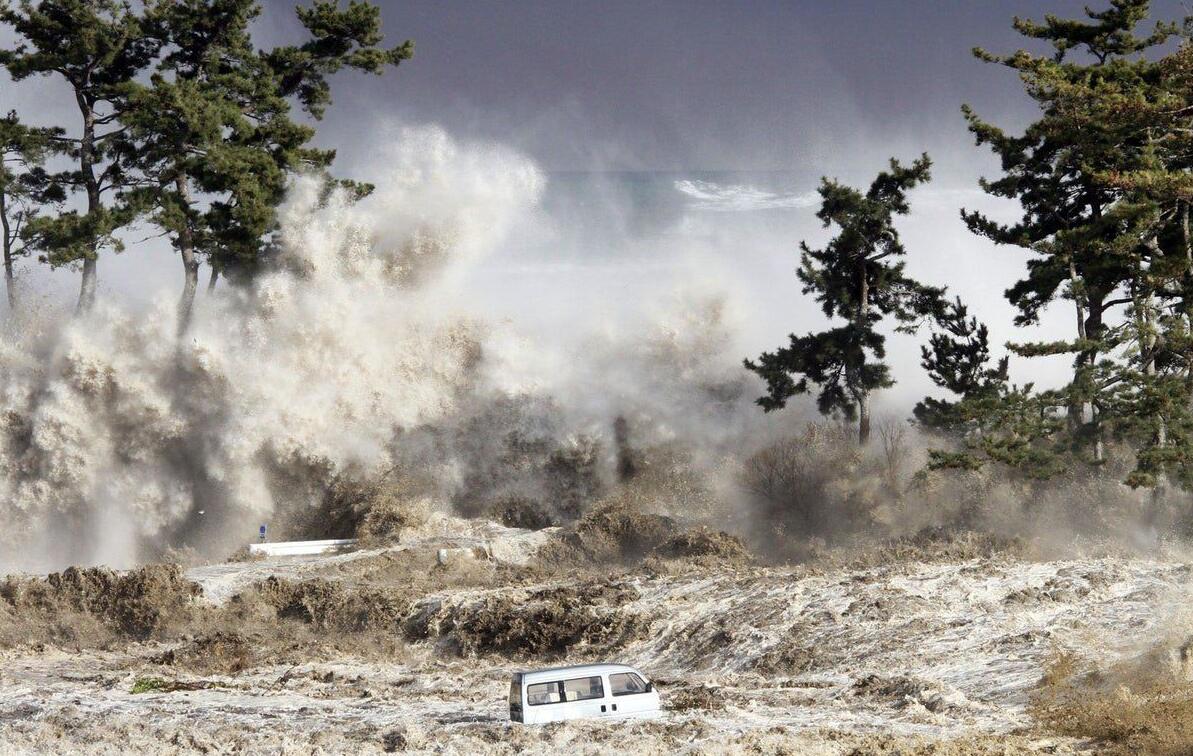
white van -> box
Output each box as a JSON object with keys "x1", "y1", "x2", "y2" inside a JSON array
[{"x1": 509, "y1": 663, "x2": 661, "y2": 724}]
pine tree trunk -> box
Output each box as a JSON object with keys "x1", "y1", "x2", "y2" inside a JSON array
[
  {"x1": 1183, "y1": 202, "x2": 1191, "y2": 277},
  {"x1": 207, "y1": 265, "x2": 218, "y2": 293},
  {"x1": 178, "y1": 250, "x2": 199, "y2": 335},
  {"x1": 1071, "y1": 260, "x2": 1087, "y2": 344},
  {"x1": 1, "y1": 190, "x2": 14, "y2": 313},
  {"x1": 857, "y1": 260, "x2": 871, "y2": 445},
  {"x1": 77, "y1": 257, "x2": 97, "y2": 313},
  {"x1": 1084, "y1": 295, "x2": 1105, "y2": 463},
  {"x1": 1069, "y1": 259, "x2": 1088, "y2": 434},
  {"x1": 74, "y1": 91, "x2": 100, "y2": 315},
  {"x1": 858, "y1": 392, "x2": 871, "y2": 446},
  {"x1": 1143, "y1": 238, "x2": 1169, "y2": 505},
  {"x1": 1184, "y1": 202, "x2": 1192, "y2": 368},
  {"x1": 175, "y1": 176, "x2": 199, "y2": 335}
]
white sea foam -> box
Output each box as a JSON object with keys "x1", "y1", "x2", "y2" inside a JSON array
[{"x1": 674, "y1": 178, "x2": 818, "y2": 212}]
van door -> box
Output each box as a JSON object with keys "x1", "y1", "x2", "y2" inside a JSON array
[
  {"x1": 558, "y1": 675, "x2": 608, "y2": 721},
  {"x1": 607, "y1": 671, "x2": 659, "y2": 718},
  {"x1": 525, "y1": 675, "x2": 608, "y2": 722}
]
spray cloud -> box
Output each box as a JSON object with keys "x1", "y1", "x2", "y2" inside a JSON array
[{"x1": 0, "y1": 125, "x2": 771, "y2": 571}]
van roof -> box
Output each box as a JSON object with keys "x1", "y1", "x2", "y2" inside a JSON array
[{"x1": 516, "y1": 663, "x2": 643, "y2": 683}]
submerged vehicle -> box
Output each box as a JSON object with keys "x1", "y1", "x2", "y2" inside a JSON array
[{"x1": 508, "y1": 663, "x2": 661, "y2": 724}]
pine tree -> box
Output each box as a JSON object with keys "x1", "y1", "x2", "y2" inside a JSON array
[
  {"x1": 267, "y1": 0, "x2": 414, "y2": 120},
  {"x1": 0, "y1": 0, "x2": 160, "y2": 314},
  {"x1": 119, "y1": 0, "x2": 261, "y2": 332},
  {"x1": 122, "y1": 0, "x2": 412, "y2": 333},
  {"x1": 0, "y1": 111, "x2": 63, "y2": 312},
  {"x1": 929, "y1": 1, "x2": 1193, "y2": 489},
  {"x1": 745, "y1": 155, "x2": 944, "y2": 444},
  {"x1": 914, "y1": 297, "x2": 1009, "y2": 431},
  {"x1": 909, "y1": 297, "x2": 1061, "y2": 477},
  {"x1": 962, "y1": 0, "x2": 1178, "y2": 466},
  {"x1": 1056, "y1": 28, "x2": 1193, "y2": 488}
]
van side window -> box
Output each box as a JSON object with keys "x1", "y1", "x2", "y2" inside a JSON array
[
  {"x1": 562, "y1": 675, "x2": 604, "y2": 702},
  {"x1": 527, "y1": 675, "x2": 605, "y2": 705},
  {"x1": 610, "y1": 672, "x2": 647, "y2": 696},
  {"x1": 527, "y1": 681, "x2": 563, "y2": 706}
]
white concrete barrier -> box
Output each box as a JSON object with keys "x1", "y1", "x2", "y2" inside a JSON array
[
  {"x1": 248, "y1": 538, "x2": 358, "y2": 557},
  {"x1": 436, "y1": 545, "x2": 490, "y2": 565}
]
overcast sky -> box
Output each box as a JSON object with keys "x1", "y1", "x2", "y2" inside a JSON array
[
  {"x1": 257, "y1": 0, "x2": 1189, "y2": 177},
  {"x1": 5, "y1": 1, "x2": 1186, "y2": 176}
]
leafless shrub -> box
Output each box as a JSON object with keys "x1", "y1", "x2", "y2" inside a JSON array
[
  {"x1": 876, "y1": 416, "x2": 910, "y2": 493},
  {"x1": 740, "y1": 422, "x2": 880, "y2": 552},
  {"x1": 1032, "y1": 649, "x2": 1193, "y2": 755}
]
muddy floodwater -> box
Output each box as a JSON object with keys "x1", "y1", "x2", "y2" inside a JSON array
[{"x1": 1, "y1": 523, "x2": 1189, "y2": 754}]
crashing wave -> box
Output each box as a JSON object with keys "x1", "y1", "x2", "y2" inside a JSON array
[
  {"x1": 674, "y1": 179, "x2": 818, "y2": 212},
  {"x1": 0, "y1": 126, "x2": 764, "y2": 572}
]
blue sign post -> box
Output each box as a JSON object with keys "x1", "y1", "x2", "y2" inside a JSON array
[{"x1": 259, "y1": 524, "x2": 267, "y2": 543}]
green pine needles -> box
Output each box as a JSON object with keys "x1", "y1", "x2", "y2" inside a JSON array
[
  {"x1": 746, "y1": 155, "x2": 944, "y2": 444},
  {"x1": 0, "y1": 0, "x2": 412, "y2": 325}
]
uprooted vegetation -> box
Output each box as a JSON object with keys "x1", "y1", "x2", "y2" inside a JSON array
[
  {"x1": 0, "y1": 566, "x2": 410, "y2": 663},
  {"x1": 736, "y1": 420, "x2": 1193, "y2": 563},
  {"x1": 663, "y1": 683, "x2": 728, "y2": 712},
  {"x1": 229, "y1": 414, "x2": 1188, "y2": 582},
  {"x1": 651, "y1": 527, "x2": 749, "y2": 564},
  {"x1": 537, "y1": 499, "x2": 678, "y2": 565},
  {"x1": 851, "y1": 673, "x2": 966, "y2": 714},
  {"x1": 0, "y1": 564, "x2": 202, "y2": 646},
  {"x1": 0, "y1": 422, "x2": 1113, "y2": 667},
  {"x1": 405, "y1": 580, "x2": 649, "y2": 658},
  {"x1": 738, "y1": 422, "x2": 1018, "y2": 563},
  {"x1": 155, "y1": 631, "x2": 256, "y2": 675},
  {"x1": 537, "y1": 496, "x2": 749, "y2": 569},
  {"x1": 155, "y1": 576, "x2": 419, "y2": 670},
  {"x1": 806, "y1": 527, "x2": 1026, "y2": 570},
  {"x1": 247, "y1": 576, "x2": 410, "y2": 632},
  {"x1": 4, "y1": 416, "x2": 1189, "y2": 702},
  {"x1": 0, "y1": 544, "x2": 655, "y2": 667},
  {"x1": 283, "y1": 469, "x2": 434, "y2": 546},
  {"x1": 130, "y1": 676, "x2": 221, "y2": 694},
  {"x1": 487, "y1": 496, "x2": 556, "y2": 531},
  {"x1": 1032, "y1": 640, "x2": 1193, "y2": 755}
]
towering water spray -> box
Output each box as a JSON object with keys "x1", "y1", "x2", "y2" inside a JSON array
[{"x1": 0, "y1": 126, "x2": 761, "y2": 571}]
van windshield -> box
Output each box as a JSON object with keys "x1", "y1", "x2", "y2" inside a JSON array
[
  {"x1": 610, "y1": 672, "x2": 647, "y2": 696},
  {"x1": 509, "y1": 678, "x2": 521, "y2": 706}
]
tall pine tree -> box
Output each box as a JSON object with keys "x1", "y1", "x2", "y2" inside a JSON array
[
  {"x1": 122, "y1": 0, "x2": 412, "y2": 333},
  {"x1": 746, "y1": 155, "x2": 944, "y2": 444},
  {"x1": 0, "y1": 0, "x2": 160, "y2": 314},
  {"x1": 962, "y1": 0, "x2": 1177, "y2": 467},
  {"x1": 1054, "y1": 21, "x2": 1193, "y2": 488},
  {"x1": 0, "y1": 111, "x2": 63, "y2": 312}
]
